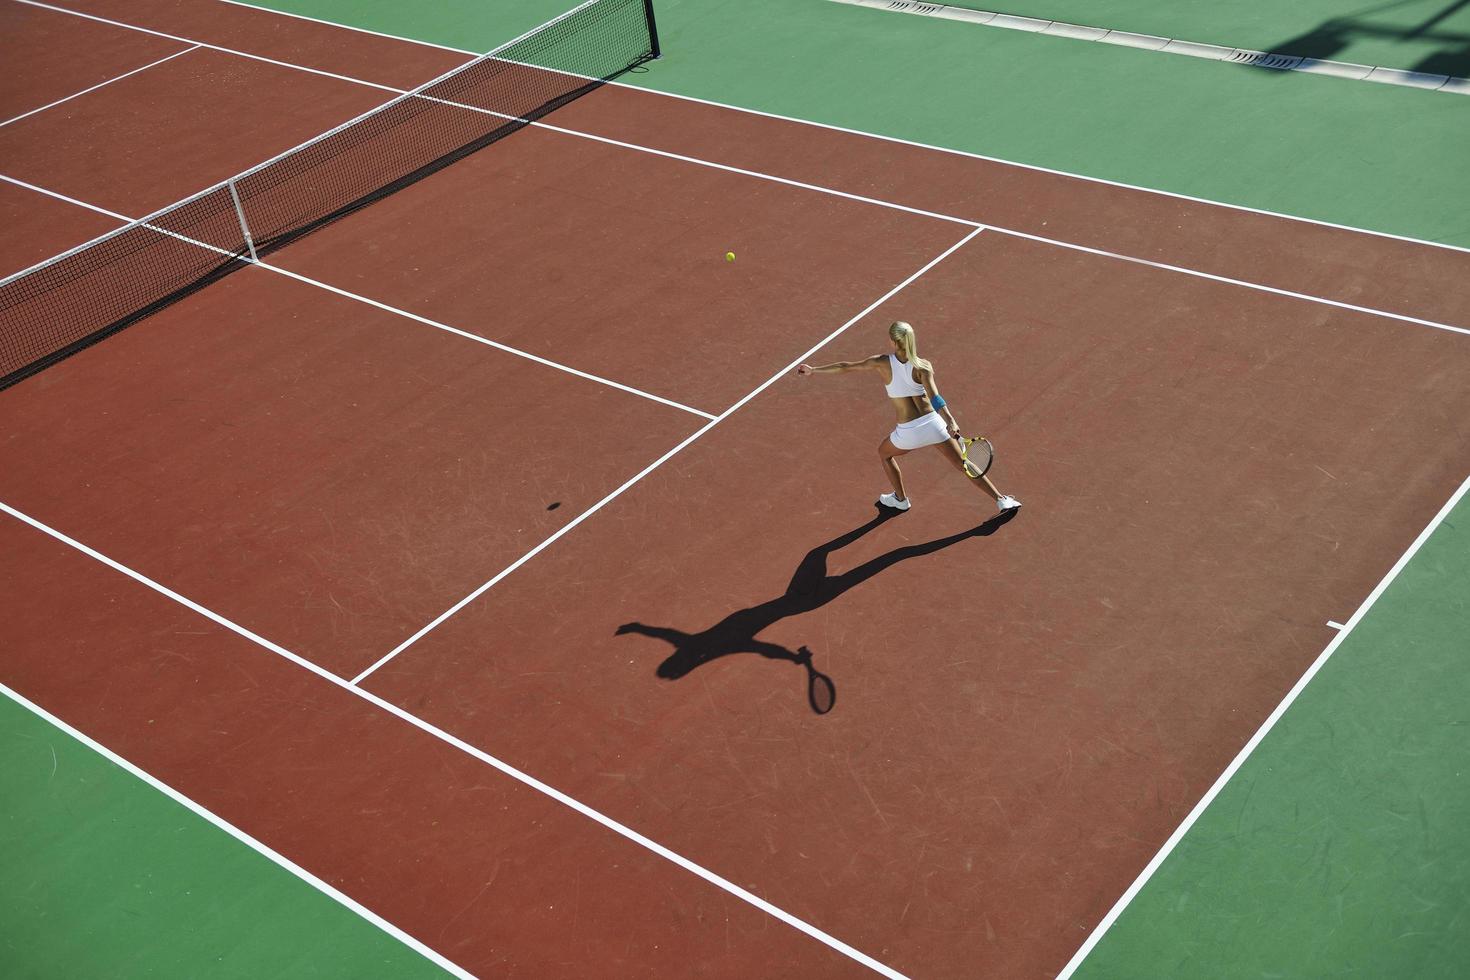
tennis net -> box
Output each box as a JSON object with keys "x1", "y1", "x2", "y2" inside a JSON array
[{"x1": 0, "y1": 0, "x2": 660, "y2": 391}]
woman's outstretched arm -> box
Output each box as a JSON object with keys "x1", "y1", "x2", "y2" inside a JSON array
[{"x1": 796, "y1": 354, "x2": 885, "y2": 376}]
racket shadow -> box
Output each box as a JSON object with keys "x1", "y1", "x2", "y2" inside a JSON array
[{"x1": 616, "y1": 506, "x2": 1018, "y2": 714}]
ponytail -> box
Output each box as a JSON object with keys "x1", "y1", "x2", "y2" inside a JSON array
[{"x1": 889, "y1": 321, "x2": 932, "y2": 373}]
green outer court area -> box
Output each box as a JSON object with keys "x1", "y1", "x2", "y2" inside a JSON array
[
  {"x1": 4, "y1": 0, "x2": 1466, "y2": 976},
  {"x1": 247, "y1": 0, "x2": 1470, "y2": 248},
  {"x1": 0, "y1": 688, "x2": 447, "y2": 979}
]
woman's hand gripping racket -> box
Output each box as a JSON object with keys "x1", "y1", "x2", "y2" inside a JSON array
[{"x1": 957, "y1": 435, "x2": 994, "y2": 479}]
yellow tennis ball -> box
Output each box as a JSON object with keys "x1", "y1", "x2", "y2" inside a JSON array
[{"x1": 725, "y1": 251, "x2": 736, "y2": 262}]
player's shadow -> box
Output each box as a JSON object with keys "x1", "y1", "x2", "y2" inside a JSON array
[{"x1": 616, "y1": 505, "x2": 1018, "y2": 713}]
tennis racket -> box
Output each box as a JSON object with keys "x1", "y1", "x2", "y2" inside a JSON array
[{"x1": 957, "y1": 435, "x2": 994, "y2": 479}]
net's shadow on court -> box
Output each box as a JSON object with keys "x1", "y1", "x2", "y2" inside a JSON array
[{"x1": 616, "y1": 505, "x2": 1018, "y2": 714}]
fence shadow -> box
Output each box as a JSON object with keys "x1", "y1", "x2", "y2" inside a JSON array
[{"x1": 1254, "y1": 2, "x2": 1470, "y2": 77}]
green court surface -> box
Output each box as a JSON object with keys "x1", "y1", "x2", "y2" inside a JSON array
[
  {"x1": 949, "y1": 0, "x2": 1470, "y2": 77},
  {"x1": 6, "y1": 0, "x2": 1466, "y2": 976},
  {"x1": 250, "y1": 0, "x2": 1470, "y2": 249},
  {"x1": 1074, "y1": 499, "x2": 1470, "y2": 978},
  {"x1": 181, "y1": 0, "x2": 1470, "y2": 974},
  {"x1": 0, "y1": 691, "x2": 447, "y2": 979}
]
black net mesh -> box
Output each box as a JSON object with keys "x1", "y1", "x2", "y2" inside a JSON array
[{"x1": 0, "y1": 0, "x2": 657, "y2": 391}]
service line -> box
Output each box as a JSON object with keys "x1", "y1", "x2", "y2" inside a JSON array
[{"x1": 0, "y1": 44, "x2": 201, "y2": 129}]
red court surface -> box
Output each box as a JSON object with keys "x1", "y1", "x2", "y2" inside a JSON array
[
  {"x1": 548, "y1": 86, "x2": 1470, "y2": 330},
  {"x1": 0, "y1": 46, "x2": 409, "y2": 216},
  {"x1": 0, "y1": 179, "x2": 122, "y2": 278},
  {"x1": 4, "y1": 5, "x2": 1470, "y2": 979},
  {"x1": 0, "y1": 138, "x2": 960, "y2": 676},
  {"x1": 269, "y1": 124, "x2": 969, "y2": 413},
  {"x1": 0, "y1": 264, "x2": 700, "y2": 677},
  {"x1": 52, "y1": 0, "x2": 472, "y2": 89},
  {"x1": 0, "y1": 516, "x2": 866, "y2": 979},
  {"x1": 361, "y1": 231, "x2": 1470, "y2": 976},
  {"x1": 0, "y1": 2, "x2": 183, "y2": 121}
]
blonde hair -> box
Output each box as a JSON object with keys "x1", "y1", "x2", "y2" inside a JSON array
[{"x1": 889, "y1": 321, "x2": 932, "y2": 373}]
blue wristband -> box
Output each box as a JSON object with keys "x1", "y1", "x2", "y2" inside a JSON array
[{"x1": 931, "y1": 394, "x2": 947, "y2": 410}]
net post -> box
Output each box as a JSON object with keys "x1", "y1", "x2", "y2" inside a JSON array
[
  {"x1": 642, "y1": 0, "x2": 661, "y2": 58},
  {"x1": 226, "y1": 178, "x2": 259, "y2": 264}
]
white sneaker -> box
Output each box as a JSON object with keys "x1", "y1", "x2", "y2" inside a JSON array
[
  {"x1": 996, "y1": 495, "x2": 1022, "y2": 512},
  {"x1": 878, "y1": 492, "x2": 911, "y2": 511}
]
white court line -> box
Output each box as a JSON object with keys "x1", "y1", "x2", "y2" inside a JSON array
[
  {"x1": 353, "y1": 227, "x2": 984, "y2": 683},
  {"x1": 0, "y1": 680, "x2": 476, "y2": 980},
  {"x1": 988, "y1": 227, "x2": 1470, "y2": 339},
  {"x1": 1326, "y1": 620, "x2": 1346, "y2": 630},
  {"x1": 10, "y1": 7, "x2": 1466, "y2": 969},
  {"x1": 8, "y1": 11, "x2": 1464, "y2": 340},
  {"x1": 0, "y1": 173, "x2": 133, "y2": 217},
  {"x1": 607, "y1": 86, "x2": 1470, "y2": 261},
  {"x1": 12, "y1": 154, "x2": 1462, "y2": 346},
  {"x1": 13, "y1": 0, "x2": 432, "y2": 95},
  {"x1": 263, "y1": 265, "x2": 717, "y2": 419},
  {"x1": 1057, "y1": 470, "x2": 1470, "y2": 979},
  {"x1": 410, "y1": 92, "x2": 1470, "y2": 337},
  {"x1": 0, "y1": 230, "x2": 957, "y2": 972},
  {"x1": 0, "y1": 44, "x2": 201, "y2": 129},
  {"x1": 213, "y1": 0, "x2": 1470, "y2": 258},
  {"x1": 13, "y1": 3, "x2": 1469, "y2": 337},
  {"x1": 420, "y1": 93, "x2": 978, "y2": 228},
  {"x1": 0, "y1": 173, "x2": 714, "y2": 419},
  {"x1": 214, "y1": 0, "x2": 480, "y2": 55}
]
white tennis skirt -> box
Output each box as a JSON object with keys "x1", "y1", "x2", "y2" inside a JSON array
[{"x1": 890, "y1": 411, "x2": 951, "y2": 451}]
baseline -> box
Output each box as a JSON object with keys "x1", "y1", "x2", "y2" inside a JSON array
[
  {"x1": 363, "y1": 227, "x2": 1470, "y2": 978},
  {"x1": 7, "y1": 6, "x2": 1466, "y2": 334},
  {"x1": 0, "y1": 229, "x2": 979, "y2": 976},
  {"x1": 0, "y1": 44, "x2": 200, "y2": 129},
  {"x1": 0, "y1": 497, "x2": 908, "y2": 980},
  {"x1": 208, "y1": 0, "x2": 1470, "y2": 257}
]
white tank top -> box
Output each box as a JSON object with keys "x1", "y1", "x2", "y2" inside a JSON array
[{"x1": 885, "y1": 354, "x2": 926, "y2": 398}]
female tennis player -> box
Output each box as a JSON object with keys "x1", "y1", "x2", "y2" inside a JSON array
[{"x1": 796, "y1": 321, "x2": 1021, "y2": 514}]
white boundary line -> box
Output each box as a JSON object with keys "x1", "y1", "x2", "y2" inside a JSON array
[
  {"x1": 0, "y1": 173, "x2": 132, "y2": 219},
  {"x1": 352, "y1": 226, "x2": 984, "y2": 683},
  {"x1": 987, "y1": 227, "x2": 1470, "y2": 338},
  {"x1": 10, "y1": 5, "x2": 1467, "y2": 337},
  {"x1": 13, "y1": 0, "x2": 433, "y2": 95},
  {"x1": 207, "y1": 0, "x2": 1470, "y2": 258},
  {"x1": 21, "y1": 160, "x2": 1459, "y2": 346},
  {"x1": 11, "y1": 52, "x2": 1467, "y2": 342},
  {"x1": 0, "y1": 387, "x2": 930, "y2": 980},
  {"x1": 1057, "y1": 470, "x2": 1470, "y2": 978},
  {"x1": 11, "y1": 4, "x2": 1467, "y2": 971},
  {"x1": 605, "y1": 83, "x2": 1470, "y2": 261},
  {"x1": 8, "y1": 7, "x2": 1465, "y2": 337},
  {"x1": 427, "y1": 97, "x2": 978, "y2": 228},
  {"x1": 0, "y1": 173, "x2": 716, "y2": 419},
  {"x1": 263, "y1": 265, "x2": 718, "y2": 419},
  {"x1": 0, "y1": 44, "x2": 201, "y2": 129},
  {"x1": 1326, "y1": 619, "x2": 1346, "y2": 630},
  {"x1": 214, "y1": 0, "x2": 480, "y2": 55},
  {"x1": 0, "y1": 679, "x2": 476, "y2": 980}
]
